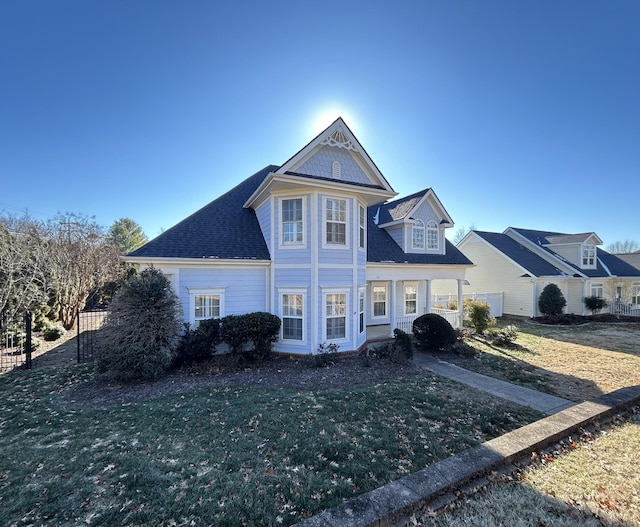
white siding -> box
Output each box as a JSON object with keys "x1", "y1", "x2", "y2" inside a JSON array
[{"x1": 552, "y1": 245, "x2": 580, "y2": 267}]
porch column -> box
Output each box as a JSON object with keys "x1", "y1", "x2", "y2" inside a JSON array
[
  {"x1": 425, "y1": 279, "x2": 432, "y2": 314},
  {"x1": 457, "y1": 279, "x2": 464, "y2": 328},
  {"x1": 389, "y1": 280, "x2": 397, "y2": 337}
]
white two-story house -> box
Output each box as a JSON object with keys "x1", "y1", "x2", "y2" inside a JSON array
[{"x1": 126, "y1": 118, "x2": 473, "y2": 354}]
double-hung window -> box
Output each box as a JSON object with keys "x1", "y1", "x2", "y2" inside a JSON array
[
  {"x1": 325, "y1": 292, "x2": 347, "y2": 340},
  {"x1": 412, "y1": 219, "x2": 425, "y2": 250},
  {"x1": 632, "y1": 283, "x2": 640, "y2": 305},
  {"x1": 190, "y1": 287, "x2": 225, "y2": 328},
  {"x1": 404, "y1": 284, "x2": 418, "y2": 315},
  {"x1": 359, "y1": 205, "x2": 366, "y2": 249},
  {"x1": 591, "y1": 283, "x2": 604, "y2": 298},
  {"x1": 426, "y1": 220, "x2": 439, "y2": 250},
  {"x1": 372, "y1": 285, "x2": 387, "y2": 317},
  {"x1": 582, "y1": 245, "x2": 596, "y2": 267},
  {"x1": 325, "y1": 197, "x2": 347, "y2": 246},
  {"x1": 358, "y1": 288, "x2": 365, "y2": 334},
  {"x1": 281, "y1": 293, "x2": 304, "y2": 341},
  {"x1": 282, "y1": 198, "x2": 303, "y2": 246}
]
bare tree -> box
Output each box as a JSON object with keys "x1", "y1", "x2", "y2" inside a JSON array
[
  {"x1": 452, "y1": 225, "x2": 475, "y2": 245},
  {"x1": 607, "y1": 240, "x2": 640, "y2": 254},
  {"x1": 48, "y1": 213, "x2": 124, "y2": 329}
]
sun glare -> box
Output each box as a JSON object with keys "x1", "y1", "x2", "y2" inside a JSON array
[{"x1": 310, "y1": 106, "x2": 360, "y2": 135}]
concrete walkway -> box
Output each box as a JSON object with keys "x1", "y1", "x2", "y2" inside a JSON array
[{"x1": 413, "y1": 354, "x2": 575, "y2": 415}]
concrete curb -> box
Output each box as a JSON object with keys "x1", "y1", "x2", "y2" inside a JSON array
[{"x1": 292, "y1": 385, "x2": 640, "y2": 527}]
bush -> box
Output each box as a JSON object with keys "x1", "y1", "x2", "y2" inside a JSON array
[
  {"x1": 412, "y1": 313, "x2": 457, "y2": 351},
  {"x1": 96, "y1": 267, "x2": 183, "y2": 381},
  {"x1": 463, "y1": 299, "x2": 495, "y2": 334},
  {"x1": 393, "y1": 328, "x2": 413, "y2": 359},
  {"x1": 583, "y1": 295, "x2": 607, "y2": 315},
  {"x1": 174, "y1": 319, "x2": 221, "y2": 366},
  {"x1": 538, "y1": 283, "x2": 566, "y2": 316},
  {"x1": 487, "y1": 325, "x2": 519, "y2": 346},
  {"x1": 448, "y1": 339, "x2": 477, "y2": 357},
  {"x1": 220, "y1": 312, "x2": 281, "y2": 363},
  {"x1": 42, "y1": 325, "x2": 65, "y2": 341},
  {"x1": 310, "y1": 342, "x2": 340, "y2": 368}
]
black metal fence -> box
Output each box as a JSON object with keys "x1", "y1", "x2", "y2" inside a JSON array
[
  {"x1": 77, "y1": 309, "x2": 107, "y2": 363},
  {"x1": 0, "y1": 312, "x2": 33, "y2": 372}
]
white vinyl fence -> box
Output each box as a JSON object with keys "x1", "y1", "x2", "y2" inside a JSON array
[{"x1": 431, "y1": 292, "x2": 504, "y2": 318}]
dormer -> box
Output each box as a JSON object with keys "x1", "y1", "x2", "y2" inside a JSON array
[
  {"x1": 376, "y1": 188, "x2": 453, "y2": 255},
  {"x1": 543, "y1": 232, "x2": 603, "y2": 270}
]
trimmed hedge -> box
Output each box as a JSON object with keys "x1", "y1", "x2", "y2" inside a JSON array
[{"x1": 412, "y1": 313, "x2": 457, "y2": 351}]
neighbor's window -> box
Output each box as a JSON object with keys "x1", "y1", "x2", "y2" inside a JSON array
[
  {"x1": 405, "y1": 284, "x2": 417, "y2": 315},
  {"x1": 426, "y1": 220, "x2": 439, "y2": 250},
  {"x1": 632, "y1": 283, "x2": 640, "y2": 305},
  {"x1": 281, "y1": 294, "x2": 303, "y2": 341},
  {"x1": 325, "y1": 293, "x2": 346, "y2": 340},
  {"x1": 591, "y1": 283, "x2": 604, "y2": 298},
  {"x1": 582, "y1": 245, "x2": 596, "y2": 267},
  {"x1": 373, "y1": 285, "x2": 387, "y2": 317},
  {"x1": 282, "y1": 198, "x2": 303, "y2": 245},
  {"x1": 325, "y1": 197, "x2": 347, "y2": 245},
  {"x1": 194, "y1": 295, "x2": 220, "y2": 327},
  {"x1": 412, "y1": 219, "x2": 425, "y2": 249}
]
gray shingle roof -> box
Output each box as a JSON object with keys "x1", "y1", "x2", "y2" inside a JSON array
[
  {"x1": 473, "y1": 231, "x2": 565, "y2": 277},
  {"x1": 128, "y1": 165, "x2": 276, "y2": 260},
  {"x1": 377, "y1": 189, "x2": 428, "y2": 224}
]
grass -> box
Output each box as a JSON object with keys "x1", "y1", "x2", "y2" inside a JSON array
[
  {"x1": 414, "y1": 409, "x2": 640, "y2": 526},
  {"x1": 0, "y1": 361, "x2": 541, "y2": 527}
]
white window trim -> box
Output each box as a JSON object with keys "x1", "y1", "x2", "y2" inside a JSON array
[
  {"x1": 322, "y1": 288, "x2": 349, "y2": 343},
  {"x1": 426, "y1": 220, "x2": 439, "y2": 251},
  {"x1": 278, "y1": 287, "x2": 307, "y2": 344},
  {"x1": 590, "y1": 283, "x2": 604, "y2": 298},
  {"x1": 322, "y1": 195, "x2": 350, "y2": 250},
  {"x1": 412, "y1": 219, "x2": 425, "y2": 250},
  {"x1": 404, "y1": 281, "x2": 419, "y2": 316},
  {"x1": 358, "y1": 287, "x2": 366, "y2": 335},
  {"x1": 187, "y1": 287, "x2": 226, "y2": 326},
  {"x1": 279, "y1": 196, "x2": 307, "y2": 249},
  {"x1": 371, "y1": 283, "x2": 388, "y2": 319},
  {"x1": 359, "y1": 204, "x2": 366, "y2": 251},
  {"x1": 631, "y1": 283, "x2": 640, "y2": 305},
  {"x1": 582, "y1": 244, "x2": 596, "y2": 269}
]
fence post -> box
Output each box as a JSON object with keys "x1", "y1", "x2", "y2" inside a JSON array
[{"x1": 24, "y1": 311, "x2": 32, "y2": 370}]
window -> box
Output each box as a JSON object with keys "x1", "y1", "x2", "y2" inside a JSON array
[
  {"x1": 582, "y1": 245, "x2": 596, "y2": 267},
  {"x1": 282, "y1": 198, "x2": 303, "y2": 245},
  {"x1": 282, "y1": 294, "x2": 303, "y2": 341},
  {"x1": 194, "y1": 295, "x2": 220, "y2": 327},
  {"x1": 325, "y1": 293, "x2": 346, "y2": 340},
  {"x1": 412, "y1": 219, "x2": 425, "y2": 250},
  {"x1": 325, "y1": 197, "x2": 347, "y2": 245},
  {"x1": 359, "y1": 289, "x2": 365, "y2": 334},
  {"x1": 426, "y1": 220, "x2": 439, "y2": 250},
  {"x1": 372, "y1": 285, "x2": 387, "y2": 317},
  {"x1": 332, "y1": 161, "x2": 341, "y2": 179},
  {"x1": 359, "y1": 205, "x2": 366, "y2": 249},
  {"x1": 405, "y1": 284, "x2": 417, "y2": 315},
  {"x1": 591, "y1": 283, "x2": 604, "y2": 298},
  {"x1": 632, "y1": 283, "x2": 640, "y2": 305}
]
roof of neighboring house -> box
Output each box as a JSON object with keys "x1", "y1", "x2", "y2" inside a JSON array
[
  {"x1": 367, "y1": 206, "x2": 472, "y2": 265},
  {"x1": 471, "y1": 228, "x2": 640, "y2": 279},
  {"x1": 377, "y1": 189, "x2": 428, "y2": 224},
  {"x1": 473, "y1": 231, "x2": 566, "y2": 277},
  {"x1": 128, "y1": 165, "x2": 276, "y2": 260},
  {"x1": 615, "y1": 251, "x2": 640, "y2": 271}
]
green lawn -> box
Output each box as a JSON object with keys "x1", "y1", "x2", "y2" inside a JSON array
[{"x1": 0, "y1": 361, "x2": 541, "y2": 526}]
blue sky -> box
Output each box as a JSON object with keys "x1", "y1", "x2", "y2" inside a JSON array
[{"x1": 1, "y1": 1, "x2": 638, "y2": 248}]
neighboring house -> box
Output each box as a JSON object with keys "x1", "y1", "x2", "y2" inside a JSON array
[
  {"x1": 437, "y1": 227, "x2": 640, "y2": 317},
  {"x1": 125, "y1": 118, "x2": 473, "y2": 354},
  {"x1": 615, "y1": 251, "x2": 640, "y2": 272}
]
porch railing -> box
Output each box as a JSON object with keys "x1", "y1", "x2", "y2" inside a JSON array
[
  {"x1": 396, "y1": 308, "x2": 461, "y2": 333},
  {"x1": 609, "y1": 302, "x2": 640, "y2": 317}
]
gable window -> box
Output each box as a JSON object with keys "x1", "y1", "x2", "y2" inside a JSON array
[
  {"x1": 404, "y1": 283, "x2": 418, "y2": 315},
  {"x1": 325, "y1": 197, "x2": 347, "y2": 246},
  {"x1": 372, "y1": 285, "x2": 387, "y2": 317},
  {"x1": 281, "y1": 293, "x2": 304, "y2": 341},
  {"x1": 282, "y1": 198, "x2": 303, "y2": 246},
  {"x1": 359, "y1": 288, "x2": 365, "y2": 334},
  {"x1": 591, "y1": 283, "x2": 603, "y2": 298},
  {"x1": 325, "y1": 292, "x2": 347, "y2": 340},
  {"x1": 412, "y1": 219, "x2": 425, "y2": 249},
  {"x1": 582, "y1": 245, "x2": 596, "y2": 267},
  {"x1": 359, "y1": 205, "x2": 366, "y2": 249},
  {"x1": 426, "y1": 221, "x2": 439, "y2": 250}
]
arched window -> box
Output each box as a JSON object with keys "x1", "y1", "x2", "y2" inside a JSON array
[
  {"x1": 426, "y1": 220, "x2": 439, "y2": 250},
  {"x1": 332, "y1": 161, "x2": 341, "y2": 179},
  {"x1": 412, "y1": 219, "x2": 425, "y2": 249}
]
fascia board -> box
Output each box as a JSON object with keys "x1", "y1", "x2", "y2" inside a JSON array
[{"x1": 122, "y1": 256, "x2": 271, "y2": 267}]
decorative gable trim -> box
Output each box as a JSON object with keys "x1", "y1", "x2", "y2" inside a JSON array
[
  {"x1": 378, "y1": 189, "x2": 453, "y2": 228},
  {"x1": 276, "y1": 118, "x2": 395, "y2": 194}
]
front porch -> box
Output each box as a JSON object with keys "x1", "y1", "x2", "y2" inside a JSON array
[{"x1": 366, "y1": 307, "x2": 460, "y2": 343}]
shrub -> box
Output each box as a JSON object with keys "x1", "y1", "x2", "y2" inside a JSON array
[
  {"x1": 463, "y1": 299, "x2": 495, "y2": 334},
  {"x1": 487, "y1": 325, "x2": 519, "y2": 346},
  {"x1": 393, "y1": 328, "x2": 413, "y2": 359},
  {"x1": 583, "y1": 295, "x2": 607, "y2": 315},
  {"x1": 174, "y1": 319, "x2": 221, "y2": 366},
  {"x1": 42, "y1": 325, "x2": 65, "y2": 341},
  {"x1": 310, "y1": 342, "x2": 340, "y2": 367},
  {"x1": 448, "y1": 339, "x2": 477, "y2": 357},
  {"x1": 538, "y1": 283, "x2": 566, "y2": 316},
  {"x1": 96, "y1": 267, "x2": 183, "y2": 381},
  {"x1": 220, "y1": 312, "x2": 281, "y2": 363},
  {"x1": 412, "y1": 313, "x2": 457, "y2": 351}
]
